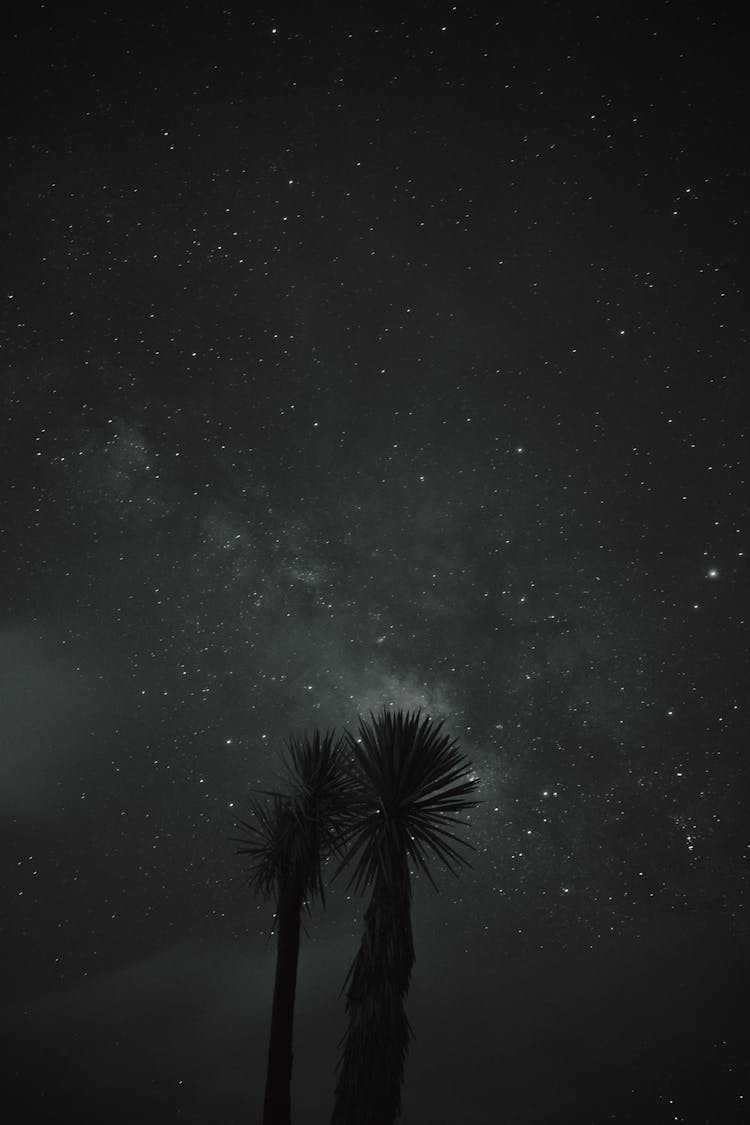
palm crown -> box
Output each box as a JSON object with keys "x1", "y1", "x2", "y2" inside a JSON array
[
  {"x1": 338, "y1": 707, "x2": 479, "y2": 892},
  {"x1": 235, "y1": 728, "x2": 357, "y2": 906}
]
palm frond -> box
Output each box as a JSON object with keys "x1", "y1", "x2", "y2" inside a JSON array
[
  {"x1": 232, "y1": 792, "x2": 298, "y2": 900},
  {"x1": 337, "y1": 708, "x2": 480, "y2": 893},
  {"x1": 234, "y1": 727, "x2": 362, "y2": 907}
]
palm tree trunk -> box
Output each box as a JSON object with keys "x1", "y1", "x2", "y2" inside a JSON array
[
  {"x1": 332, "y1": 861, "x2": 414, "y2": 1125},
  {"x1": 263, "y1": 880, "x2": 303, "y2": 1125}
]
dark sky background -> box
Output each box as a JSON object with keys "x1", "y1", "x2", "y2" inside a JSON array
[{"x1": 1, "y1": 3, "x2": 748, "y2": 1122}]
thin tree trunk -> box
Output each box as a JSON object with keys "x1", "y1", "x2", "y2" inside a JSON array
[{"x1": 263, "y1": 881, "x2": 303, "y2": 1125}]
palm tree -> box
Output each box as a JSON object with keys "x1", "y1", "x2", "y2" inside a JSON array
[
  {"x1": 234, "y1": 728, "x2": 356, "y2": 1125},
  {"x1": 331, "y1": 708, "x2": 479, "y2": 1125}
]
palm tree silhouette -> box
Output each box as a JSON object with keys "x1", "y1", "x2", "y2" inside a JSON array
[
  {"x1": 331, "y1": 708, "x2": 479, "y2": 1125},
  {"x1": 234, "y1": 729, "x2": 356, "y2": 1125}
]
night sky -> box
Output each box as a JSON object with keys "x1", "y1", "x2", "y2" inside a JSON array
[{"x1": 2, "y1": 4, "x2": 748, "y2": 1122}]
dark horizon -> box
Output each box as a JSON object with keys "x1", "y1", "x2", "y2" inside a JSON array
[{"x1": 2, "y1": 3, "x2": 747, "y2": 1121}]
